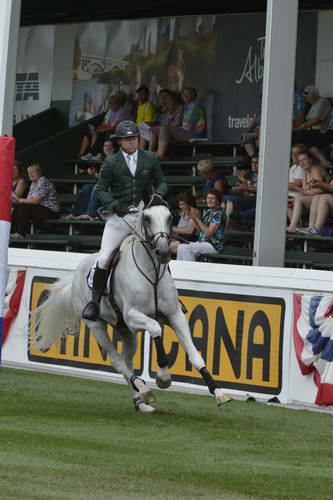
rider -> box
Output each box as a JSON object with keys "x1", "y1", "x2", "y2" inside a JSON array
[{"x1": 82, "y1": 120, "x2": 168, "y2": 321}]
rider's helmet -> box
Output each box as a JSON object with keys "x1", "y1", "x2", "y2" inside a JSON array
[{"x1": 115, "y1": 120, "x2": 140, "y2": 139}]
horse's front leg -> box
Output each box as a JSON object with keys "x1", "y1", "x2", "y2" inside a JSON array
[
  {"x1": 168, "y1": 309, "x2": 232, "y2": 406},
  {"x1": 124, "y1": 308, "x2": 172, "y2": 390},
  {"x1": 85, "y1": 318, "x2": 154, "y2": 407},
  {"x1": 117, "y1": 325, "x2": 155, "y2": 413}
]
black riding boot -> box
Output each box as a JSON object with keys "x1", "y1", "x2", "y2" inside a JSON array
[{"x1": 82, "y1": 265, "x2": 108, "y2": 321}]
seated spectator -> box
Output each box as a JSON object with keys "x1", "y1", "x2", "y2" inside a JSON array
[
  {"x1": 240, "y1": 104, "x2": 261, "y2": 159},
  {"x1": 135, "y1": 85, "x2": 157, "y2": 126},
  {"x1": 139, "y1": 88, "x2": 171, "y2": 150},
  {"x1": 294, "y1": 86, "x2": 332, "y2": 167},
  {"x1": 10, "y1": 163, "x2": 61, "y2": 239},
  {"x1": 298, "y1": 178, "x2": 333, "y2": 235},
  {"x1": 196, "y1": 159, "x2": 229, "y2": 204},
  {"x1": 288, "y1": 143, "x2": 306, "y2": 198},
  {"x1": 225, "y1": 155, "x2": 259, "y2": 228},
  {"x1": 176, "y1": 189, "x2": 226, "y2": 261},
  {"x1": 287, "y1": 149, "x2": 326, "y2": 233},
  {"x1": 155, "y1": 87, "x2": 206, "y2": 160},
  {"x1": 65, "y1": 139, "x2": 118, "y2": 220},
  {"x1": 147, "y1": 91, "x2": 183, "y2": 153},
  {"x1": 80, "y1": 93, "x2": 128, "y2": 161},
  {"x1": 170, "y1": 191, "x2": 200, "y2": 254},
  {"x1": 12, "y1": 160, "x2": 29, "y2": 204}
]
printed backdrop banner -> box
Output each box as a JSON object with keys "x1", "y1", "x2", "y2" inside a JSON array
[
  {"x1": 69, "y1": 13, "x2": 317, "y2": 140},
  {"x1": 293, "y1": 293, "x2": 333, "y2": 405},
  {"x1": 14, "y1": 26, "x2": 55, "y2": 125}
]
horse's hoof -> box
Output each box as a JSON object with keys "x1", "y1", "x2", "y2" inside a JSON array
[
  {"x1": 141, "y1": 390, "x2": 156, "y2": 405},
  {"x1": 133, "y1": 397, "x2": 155, "y2": 413},
  {"x1": 215, "y1": 388, "x2": 233, "y2": 407},
  {"x1": 156, "y1": 374, "x2": 172, "y2": 389}
]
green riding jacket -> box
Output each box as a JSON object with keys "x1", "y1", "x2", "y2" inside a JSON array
[{"x1": 95, "y1": 149, "x2": 167, "y2": 212}]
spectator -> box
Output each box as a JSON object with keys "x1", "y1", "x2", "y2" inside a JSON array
[
  {"x1": 287, "y1": 149, "x2": 326, "y2": 233},
  {"x1": 80, "y1": 93, "x2": 128, "y2": 161},
  {"x1": 288, "y1": 143, "x2": 306, "y2": 198},
  {"x1": 298, "y1": 178, "x2": 333, "y2": 235},
  {"x1": 240, "y1": 102, "x2": 261, "y2": 158},
  {"x1": 135, "y1": 84, "x2": 157, "y2": 126},
  {"x1": 10, "y1": 163, "x2": 60, "y2": 239},
  {"x1": 170, "y1": 191, "x2": 200, "y2": 254},
  {"x1": 176, "y1": 188, "x2": 226, "y2": 261},
  {"x1": 12, "y1": 160, "x2": 28, "y2": 203},
  {"x1": 196, "y1": 159, "x2": 229, "y2": 203},
  {"x1": 147, "y1": 91, "x2": 183, "y2": 153},
  {"x1": 294, "y1": 86, "x2": 332, "y2": 167},
  {"x1": 65, "y1": 139, "x2": 118, "y2": 220},
  {"x1": 139, "y1": 88, "x2": 171, "y2": 150},
  {"x1": 155, "y1": 87, "x2": 206, "y2": 160},
  {"x1": 225, "y1": 155, "x2": 259, "y2": 227}
]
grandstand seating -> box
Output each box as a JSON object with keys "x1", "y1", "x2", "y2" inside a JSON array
[{"x1": 10, "y1": 135, "x2": 333, "y2": 270}]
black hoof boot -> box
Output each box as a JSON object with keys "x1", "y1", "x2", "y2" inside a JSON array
[{"x1": 82, "y1": 301, "x2": 99, "y2": 321}]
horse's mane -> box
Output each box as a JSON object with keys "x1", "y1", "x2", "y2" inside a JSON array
[{"x1": 134, "y1": 201, "x2": 145, "y2": 238}]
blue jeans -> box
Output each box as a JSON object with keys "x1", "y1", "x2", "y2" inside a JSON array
[{"x1": 72, "y1": 184, "x2": 99, "y2": 217}]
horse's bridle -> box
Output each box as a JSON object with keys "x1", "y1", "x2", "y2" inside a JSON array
[{"x1": 144, "y1": 229, "x2": 170, "y2": 253}]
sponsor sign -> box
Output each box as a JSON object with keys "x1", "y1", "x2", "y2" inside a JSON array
[
  {"x1": 28, "y1": 277, "x2": 285, "y2": 395},
  {"x1": 150, "y1": 290, "x2": 285, "y2": 394}
]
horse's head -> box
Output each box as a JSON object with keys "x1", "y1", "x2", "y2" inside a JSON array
[{"x1": 142, "y1": 195, "x2": 171, "y2": 264}]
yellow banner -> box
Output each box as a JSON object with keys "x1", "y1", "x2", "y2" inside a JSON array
[
  {"x1": 150, "y1": 291, "x2": 285, "y2": 393},
  {"x1": 28, "y1": 277, "x2": 284, "y2": 394}
]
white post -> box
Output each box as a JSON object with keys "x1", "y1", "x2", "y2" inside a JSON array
[
  {"x1": 253, "y1": 0, "x2": 299, "y2": 267},
  {"x1": 0, "y1": 0, "x2": 21, "y2": 135}
]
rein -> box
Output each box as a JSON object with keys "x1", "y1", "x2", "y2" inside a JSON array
[
  {"x1": 126, "y1": 210, "x2": 170, "y2": 321},
  {"x1": 131, "y1": 237, "x2": 167, "y2": 321}
]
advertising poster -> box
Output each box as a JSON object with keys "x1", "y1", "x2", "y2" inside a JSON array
[{"x1": 14, "y1": 26, "x2": 55, "y2": 125}]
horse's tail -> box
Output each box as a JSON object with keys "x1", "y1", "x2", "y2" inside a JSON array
[{"x1": 30, "y1": 274, "x2": 80, "y2": 351}]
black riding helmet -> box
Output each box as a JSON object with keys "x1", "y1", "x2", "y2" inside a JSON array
[{"x1": 115, "y1": 120, "x2": 140, "y2": 139}]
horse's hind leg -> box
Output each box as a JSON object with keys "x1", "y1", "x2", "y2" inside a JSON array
[
  {"x1": 85, "y1": 319, "x2": 154, "y2": 407},
  {"x1": 168, "y1": 310, "x2": 232, "y2": 406},
  {"x1": 124, "y1": 309, "x2": 172, "y2": 390}
]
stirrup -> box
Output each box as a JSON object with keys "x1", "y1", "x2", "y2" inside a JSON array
[{"x1": 82, "y1": 300, "x2": 99, "y2": 321}]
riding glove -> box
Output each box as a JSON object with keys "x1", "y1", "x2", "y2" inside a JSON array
[{"x1": 114, "y1": 203, "x2": 130, "y2": 217}]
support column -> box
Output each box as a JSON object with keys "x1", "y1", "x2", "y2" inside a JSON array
[
  {"x1": 0, "y1": 0, "x2": 21, "y2": 135},
  {"x1": 253, "y1": 0, "x2": 299, "y2": 267}
]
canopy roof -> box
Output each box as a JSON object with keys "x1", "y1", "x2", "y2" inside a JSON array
[{"x1": 20, "y1": 0, "x2": 333, "y2": 26}]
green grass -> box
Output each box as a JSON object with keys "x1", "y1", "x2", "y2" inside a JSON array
[{"x1": 1, "y1": 368, "x2": 333, "y2": 500}]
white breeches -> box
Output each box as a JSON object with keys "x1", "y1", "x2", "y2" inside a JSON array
[
  {"x1": 176, "y1": 241, "x2": 218, "y2": 261},
  {"x1": 97, "y1": 213, "x2": 138, "y2": 269}
]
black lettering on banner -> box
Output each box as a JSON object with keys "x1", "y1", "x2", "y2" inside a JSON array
[
  {"x1": 83, "y1": 326, "x2": 90, "y2": 358},
  {"x1": 60, "y1": 336, "x2": 66, "y2": 355},
  {"x1": 73, "y1": 333, "x2": 80, "y2": 357},
  {"x1": 187, "y1": 305, "x2": 208, "y2": 370},
  {"x1": 247, "y1": 310, "x2": 271, "y2": 381},
  {"x1": 213, "y1": 307, "x2": 243, "y2": 378}
]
